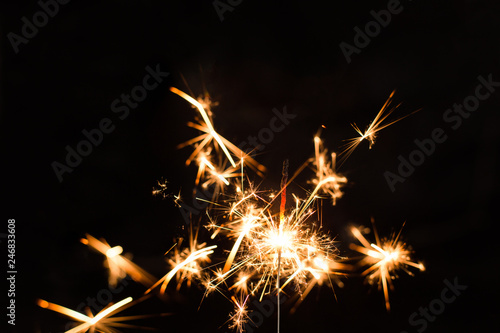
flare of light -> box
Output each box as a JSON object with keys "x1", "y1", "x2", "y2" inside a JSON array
[
  {"x1": 350, "y1": 222, "x2": 425, "y2": 311},
  {"x1": 145, "y1": 245, "x2": 217, "y2": 295},
  {"x1": 340, "y1": 91, "x2": 419, "y2": 165},
  {"x1": 81, "y1": 234, "x2": 156, "y2": 288},
  {"x1": 37, "y1": 296, "x2": 164, "y2": 333}
]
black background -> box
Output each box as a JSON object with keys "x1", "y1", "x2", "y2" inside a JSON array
[{"x1": 2, "y1": 0, "x2": 499, "y2": 332}]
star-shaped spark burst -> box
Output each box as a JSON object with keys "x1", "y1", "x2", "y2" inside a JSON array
[
  {"x1": 350, "y1": 221, "x2": 425, "y2": 311},
  {"x1": 227, "y1": 295, "x2": 252, "y2": 333},
  {"x1": 340, "y1": 90, "x2": 419, "y2": 164}
]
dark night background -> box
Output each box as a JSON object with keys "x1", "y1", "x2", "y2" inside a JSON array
[{"x1": 1, "y1": 0, "x2": 499, "y2": 332}]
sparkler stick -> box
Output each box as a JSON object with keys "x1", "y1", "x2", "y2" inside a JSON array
[
  {"x1": 277, "y1": 159, "x2": 289, "y2": 333},
  {"x1": 204, "y1": 157, "x2": 348, "y2": 332}
]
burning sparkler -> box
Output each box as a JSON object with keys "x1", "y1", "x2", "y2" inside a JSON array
[
  {"x1": 39, "y1": 78, "x2": 427, "y2": 333},
  {"x1": 203, "y1": 162, "x2": 350, "y2": 332},
  {"x1": 350, "y1": 221, "x2": 425, "y2": 311}
]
